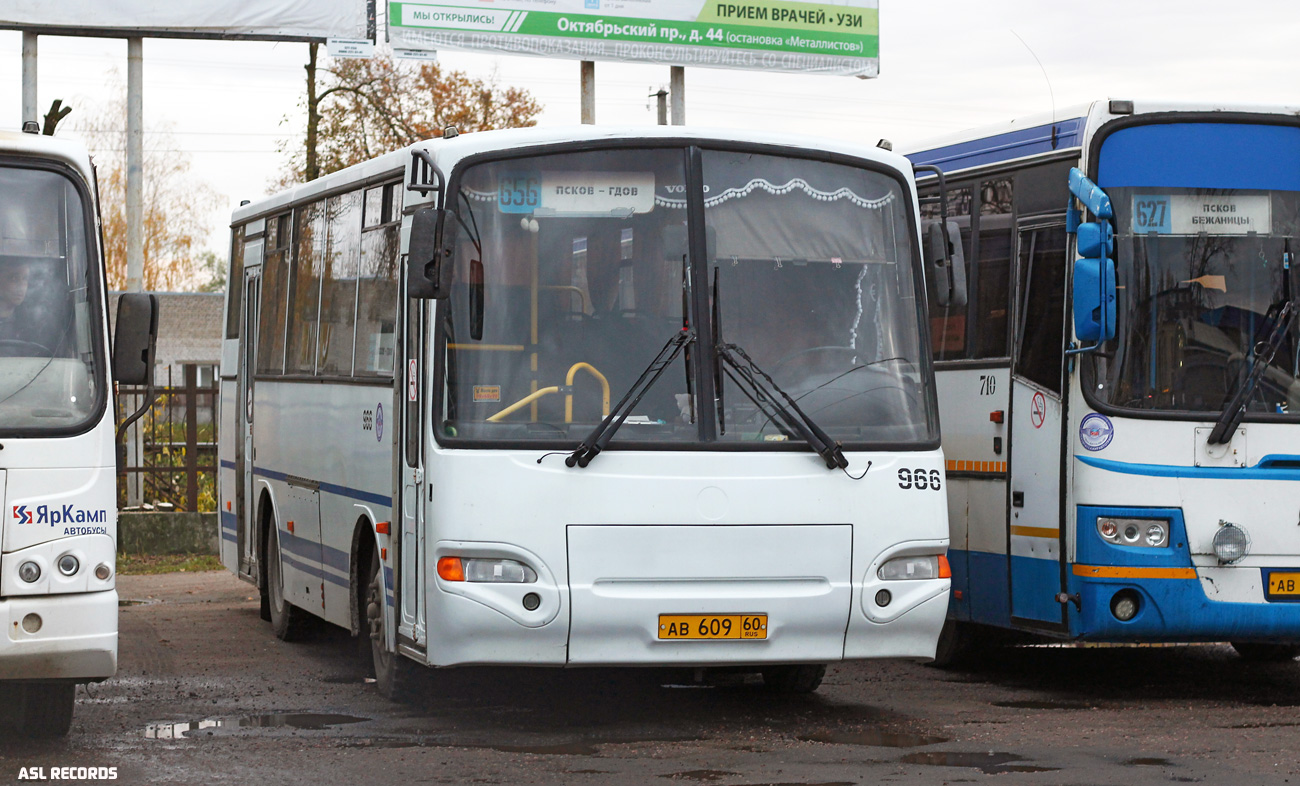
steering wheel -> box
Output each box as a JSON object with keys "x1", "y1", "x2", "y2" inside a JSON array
[{"x1": 0, "y1": 339, "x2": 53, "y2": 357}]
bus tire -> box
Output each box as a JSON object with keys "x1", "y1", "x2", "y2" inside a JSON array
[
  {"x1": 18, "y1": 681, "x2": 75, "y2": 737},
  {"x1": 761, "y1": 664, "x2": 826, "y2": 693},
  {"x1": 366, "y1": 549, "x2": 421, "y2": 701},
  {"x1": 929, "y1": 619, "x2": 973, "y2": 668},
  {"x1": 1231, "y1": 642, "x2": 1300, "y2": 662},
  {"x1": 266, "y1": 521, "x2": 311, "y2": 642}
]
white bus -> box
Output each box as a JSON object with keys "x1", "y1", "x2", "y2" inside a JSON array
[
  {"x1": 0, "y1": 128, "x2": 156, "y2": 735},
  {"x1": 907, "y1": 100, "x2": 1300, "y2": 661},
  {"x1": 218, "y1": 126, "x2": 952, "y2": 696}
]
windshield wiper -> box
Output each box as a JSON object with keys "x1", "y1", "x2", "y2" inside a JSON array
[
  {"x1": 711, "y1": 271, "x2": 848, "y2": 470},
  {"x1": 565, "y1": 328, "x2": 694, "y2": 468},
  {"x1": 1208, "y1": 240, "x2": 1297, "y2": 444}
]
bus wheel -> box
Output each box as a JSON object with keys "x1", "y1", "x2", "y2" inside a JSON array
[
  {"x1": 761, "y1": 664, "x2": 826, "y2": 693},
  {"x1": 266, "y1": 521, "x2": 311, "y2": 641},
  {"x1": 366, "y1": 550, "x2": 420, "y2": 701},
  {"x1": 930, "y1": 619, "x2": 974, "y2": 668},
  {"x1": 18, "y1": 681, "x2": 74, "y2": 737},
  {"x1": 1231, "y1": 642, "x2": 1300, "y2": 662}
]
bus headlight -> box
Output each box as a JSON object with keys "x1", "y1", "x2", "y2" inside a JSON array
[
  {"x1": 1097, "y1": 518, "x2": 1168, "y2": 548},
  {"x1": 1213, "y1": 521, "x2": 1249, "y2": 564},
  {"x1": 57, "y1": 554, "x2": 80, "y2": 576},
  {"x1": 17, "y1": 561, "x2": 40, "y2": 583},
  {"x1": 878, "y1": 555, "x2": 951, "y2": 581},
  {"x1": 439, "y1": 557, "x2": 537, "y2": 583}
]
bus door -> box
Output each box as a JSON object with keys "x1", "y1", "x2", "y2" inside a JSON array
[
  {"x1": 1007, "y1": 220, "x2": 1069, "y2": 628},
  {"x1": 397, "y1": 295, "x2": 426, "y2": 650},
  {"x1": 237, "y1": 261, "x2": 262, "y2": 580}
]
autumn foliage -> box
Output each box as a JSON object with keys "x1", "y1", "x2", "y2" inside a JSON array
[{"x1": 284, "y1": 51, "x2": 544, "y2": 183}]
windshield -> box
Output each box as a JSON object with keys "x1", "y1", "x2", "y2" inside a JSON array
[
  {"x1": 438, "y1": 145, "x2": 935, "y2": 447},
  {"x1": 0, "y1": 164, "x2": 102, "y2": 433},
  {"x1": 1086, "y1": 122, "x2": 1300, "y2": 417}
]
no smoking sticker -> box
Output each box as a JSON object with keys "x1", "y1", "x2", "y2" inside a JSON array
[{"x1": 1030, "y1": 391, "x2": 1046, "y2": 429}]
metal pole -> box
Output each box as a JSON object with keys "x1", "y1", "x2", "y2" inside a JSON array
[
  {"x1": 21, "y1": 32, "x2": 37, "y2": 127},
  {"x1": 670, "y1": 66, "x2": 685, "y2": 125},
  {"x1": 580, "y1": 60, "x2": 595, "y2": 125},
  {"x1": 127, "y1": 38, "x2": 144, "y2": 293}
]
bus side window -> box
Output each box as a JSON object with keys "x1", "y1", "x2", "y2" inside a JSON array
[
  {"x1": 973, "y1": 178, "x2": 1013, "y2": 359},
  {"x1": 921, "y1": 185, "x2": 972, "y2": 360},
  {"x1": 256, "y1": 214, "x2": 293, "y2": 375},
  {"x1": 225, "y1": 225, "x2": 244, "y2": 339},
  {"x1": 1014, "y1": 225, "x2": 1068, "y2": 394}
]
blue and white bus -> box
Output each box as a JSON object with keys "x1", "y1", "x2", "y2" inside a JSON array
[
  {"x1": 218, "y1": 125, "x2": 954, "y2": 697},
  {"x1": 908, "y1": 100, "x2": 1300, "y2": 661}
]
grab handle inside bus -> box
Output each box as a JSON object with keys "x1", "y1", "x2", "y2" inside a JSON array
[{"x1": 407, "y1": 208, "x2": 456, "y2": 299}]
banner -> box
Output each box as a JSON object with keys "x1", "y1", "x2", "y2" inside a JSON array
[
  {"x1": 388, "y1": 0, "x2": 878, "y2": 76},
  {"x1": 0, "y1": 0, "x2": 369, "y2": 41}
]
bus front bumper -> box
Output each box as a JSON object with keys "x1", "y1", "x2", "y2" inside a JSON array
[{"x1": 0, "y1": 589, "x2": 117, "y2": 680}]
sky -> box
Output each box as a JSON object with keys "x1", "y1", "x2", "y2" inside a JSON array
[{"x1": 2, "y1": 0, "x2": 1299, "y2": 263}]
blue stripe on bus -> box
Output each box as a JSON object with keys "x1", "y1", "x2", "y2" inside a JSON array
[
  {"x1": 219, "y1": 510, "x2": 236, "y2": 533},
  {"x1": 276, "y1": 528, "x2": 352, "y2": 578},
  {"x1": 279, "y1": 541, "x2": 351, "y2": 589},
  {"x1": 1098, "y1": 122, "x2": 1300, "y2": 192},
  {"x1": 252, "y1": 465, "x2": 393, "y2": 508},
  {"x1": 1077, "y1": 454, "x2": 1300, "y2": 481},
  {"x1": 220, "y1": 459, "x2": 236, "y2": 471},
  {"x1": 907, "y1": 117, "x2": 1085, "y2": 171}
]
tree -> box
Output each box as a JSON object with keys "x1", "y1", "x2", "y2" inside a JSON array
[
  {"x1": 283, "y1": 48, "x2": 543, "y2": 184},
  {"x1": 71, "y1": 97, "x2": 221, "y2": 291}
]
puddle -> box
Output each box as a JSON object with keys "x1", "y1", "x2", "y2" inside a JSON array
[
  {"x1": 1225, "y1": 721, "x2": 1300, "y2": 729},
  {"x1": 660, "y1": 771, "x2": 736, "y2": 782},
  {"x1": 119, "y1": 598, "x2": 159, "y2": 606},
  {"x1": 994, "y1": 699, "x2": 1096, "y2": 710},
  {"x1": 798, "y1": 729, "x2": 948, "y2": 748},
  {"x1": 900, "y1": 752, "x2": 1058, "y2": 775},
  {"x1": 487, "y1": 741, "x2": 603, "y2": 755},
  {"x1": 144, "y1": 713, "x2": 368, "y2": 739},
  {"x1": 1124, "y1": 757, "x2": 1174, "y2": 766}
]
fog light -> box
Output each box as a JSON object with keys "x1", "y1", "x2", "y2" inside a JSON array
[
  {"x1": 522, "y1": 592, "x2": 541, "y2": 611},
  {"x1": 875, "y1": 589, "x2": 892, "y2": 607},
  {"x1": 1213, "y1": 521, "x2": 1249, "y2": 564},
  {"x1": 1110, "y1": 590, "x2": 1140, "y2": 621},
  {"x1": 1122, "y1": 523, "x2": 1141, "y2": 543},
  {"x1": 21, "y1": 613, "x2": 41, "y2": 633},
  {"x1": 18, "y1": 561, "x2": 40, "y2": 583},
  {"x1": 95, "y1": 563, "x2": 112, "y2": 581},
  {"x1": 57, "y1": 554, "x2": 80, "y2": 576},
  {"x1": 1145, "y1": 524, "x2": 1167, "y2": 547}
]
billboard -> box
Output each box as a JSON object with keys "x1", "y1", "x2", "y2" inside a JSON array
[
  {"x1": 388, "y1": 0, "x2": 878, "y2": 76},
  {"x1": 0, "y1": 0, "x2": 370, "y2": 41}
]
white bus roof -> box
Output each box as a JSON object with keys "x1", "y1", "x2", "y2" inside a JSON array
[
  {"x1": 0, "y1": 130, "x2": 95, "y2": 184},
  {"x1": 232, "y1": 124, "x2": 913, "y2": 224}
]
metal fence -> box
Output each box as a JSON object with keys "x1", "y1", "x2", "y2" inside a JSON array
[{"x1": 117, "y1": 364, "x2": 218, "y2": 512}]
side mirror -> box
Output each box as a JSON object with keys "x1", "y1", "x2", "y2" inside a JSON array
[
  {"x1": 924, "y1": 220, "x2": 967, "y2": 308},
  {"x1": 1073, "y1": 255, "x2": 1116, "y2": 341},
  {"x1": 407, "y1": 208, "x2": 455, "y2": 300},
  {"x1": 113, "y1": 293, "x2": 158, "y2": 386}
]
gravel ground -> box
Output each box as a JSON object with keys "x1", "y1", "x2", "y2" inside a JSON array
[{"x1": 1, "y1": 570, "x2": 1298, "y2": 784}]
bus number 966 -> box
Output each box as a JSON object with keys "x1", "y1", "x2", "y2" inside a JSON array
[{"x1": 898, "y1": 468, "x2": 942, "y2": 491}]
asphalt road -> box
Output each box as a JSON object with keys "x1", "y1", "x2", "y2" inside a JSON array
[{"x1": 2, "y1": 571, "x2": 1300, "y2": 784}]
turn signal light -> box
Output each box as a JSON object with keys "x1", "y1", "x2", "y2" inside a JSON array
[
  {"x1": 989, "y1": 410, "x2": 1004, "y2": 424},
  {"x1": 937, "y1": 554, "x2": 952, "y2": 579},
  {"x1": 437, "y1": 556, "x2": 465, "y2": 582}
]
